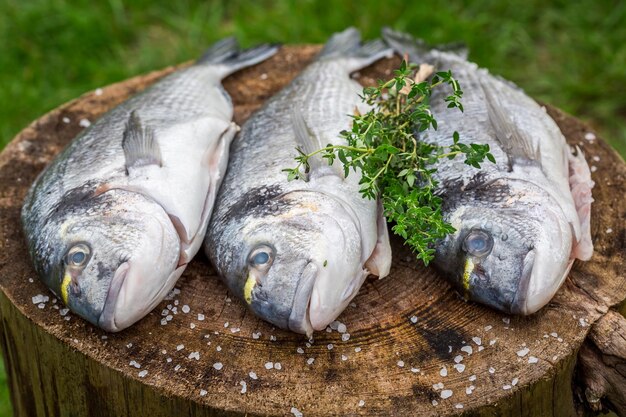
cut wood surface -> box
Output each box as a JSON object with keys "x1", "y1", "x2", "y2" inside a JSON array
[{"x1": 1, "y1": 46, "x2": 625, "y2": 417}]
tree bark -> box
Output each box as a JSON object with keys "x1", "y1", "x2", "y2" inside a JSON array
[{"x1": 1, "y1": 46, "x2": 625, "y2": 417}]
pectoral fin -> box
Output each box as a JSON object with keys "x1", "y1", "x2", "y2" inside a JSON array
[{"x1": 122, "y1": 111, "x2": 162, "y2": 171}]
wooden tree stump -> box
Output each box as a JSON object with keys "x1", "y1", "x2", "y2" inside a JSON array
[{"x1": 1, "y1": 46, "x2": 626, "y2": 417}]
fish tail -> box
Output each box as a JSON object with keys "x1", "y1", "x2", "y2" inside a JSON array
[
  {"x1": 381, "y1": 27, "x2": 468, "y2": 62},
  {"x1": 317, "y1": 27, "x2": 392, "y2": 73},
  {"x1": 196, "y1": 37, "x2": 279, "y2": 77}
]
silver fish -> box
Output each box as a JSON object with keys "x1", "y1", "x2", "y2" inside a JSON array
[
  {"x1": 204, "y1": 28, "x2": 393, "y2": 336},
  {"x1": 383, "y1": 28, "x2": 594, "y2": 314},
  {"x1": 21, "y1": 38, "x2": 278, "y2": 331}
]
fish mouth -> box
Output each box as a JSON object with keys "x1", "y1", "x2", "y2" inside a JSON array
[
  {"x1": 98, "y1": 262, "x2": 130, "y2": 332},
  {"x1": 288, "y1": 262, "x2": 317, "y2": 337}
]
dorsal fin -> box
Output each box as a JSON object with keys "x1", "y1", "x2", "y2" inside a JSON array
[
  {"x1": 291, "y1": 108, "x2": 344, "y2": 181},
  {"x1": 122, "y1": 111, "x2": 162, "y2": 171}
]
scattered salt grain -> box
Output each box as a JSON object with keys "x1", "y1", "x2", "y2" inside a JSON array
[
  {"x1": 270, "y1": 335, "x2": 277, "y2": 341},
  {"x1": 397, "y1": 360, "x2": 405, "y2": 368},
  {"x1": 432, "y1": 400, "x2": 439, "y2": 406},
  {"x1": 341, "y1": 355, "x2": 348, "y2": 361},
  {"x1": 200, "y1": 389, "x2": 207, "y2": 396},
  {"x1": 231, "y1": 327, "x2": 240, "y2": 333},
  {"x1": 466, "y1": 385, "x2": 475, "y2": 395},
  {"x1": 489, "y1": 339, "x2": 496, "y2": 346},
  {"x1": 461, "y1": 346, "x2": 473, "y2": 355},
  {"x1": 440, "y1": 367, "x2": 448, "y2": 377},
  {"x1": 593, "y1": 155, "x2": 601, "y2": 162},
  {"x1": 79, "y1": 118, "x2": 91, "y2": 128},
  {"x1": 174, "y1": 365, "x2": 181, "y2": 371},
  {"x1": 197, "y1": 314, "x2": 205, "y2": 321},
  {"x1": 472, "y1": 337, "x2": 482, "y2": 346},
  {"x1": 484, "y1": 325, "x2": 492, "y2": 331},
  {"x1": 454, "y1": 355, "x2": 463, "y2": 364},
  {"x1": 166, "y1": 357, "x2": 172, "y2": 363},
  {"x1": 550, "y1": 332, "x2": 558, "y2": 338},
  {"x1": 160, "y1": 319, "x2": 167, "y2": 325},
  {"x1": 176, "y1": 344, "x2": 184, "y2": 351},
  {"x1": 358, "y1": 400, "x2": 365, "y2": 407},
  {"x1": 512, "y1": 377, "x2": 519, "y2": 386},
  {"x1": 249, "y1": 371, "x2": 258, "y2": 379},
  {"x1": 327, "y1": 344, "x2": 334, "y2": 350},
  {"x1": 188, "y1": 352, "x2": 200, "y2": 360},
  {"x1": 297, "y1": 347, "x2": 305, "y2": 354},
  {"x1": 290, "y1": 407, "x2": 303, "y2": 417},
  {"x1": 337, "y1": 323, "x2": 347, "y2": 333},
  {"x1": 503, "y1": 384, "x2": 511, "y2": 390},
  {"x1": 126, "y1": 343, "x2": 133, "y2": 348},
  {"x1": 253, "y1": 332, "x2": 261, "y2": 339},
  {"x1": 306, "y1": 358, "x2": 315, "y2": 365},
  {"x1": 240, "y1": 380, "x2": 247, "y2": 394},
  {"x1": 489, "y1": 367, "x2": 495, "y2": 374},
  {"x1": 138, "y1": 370, "x2": 148, "y2": 378},
  {"x1": 410, "y1": 315, "x2": 418, "y2": 323},
  {"x1": 433, "y1": 382, "x2": 444, "y2": 390},
  {"x1": 166, "y1": 315, "x2": 173, "y2": 321},
  {"x1": 216, "y1": 346, "x2": 222, "y2": 352},
  {"x1": 606, "y1": 228, "x2": 613, "y2": 234},
  {"x1": 38, "y1": 303, "x2": 45, "y2": 309},
  {"x1": 469, "y1": 375, "x2": 477, "y2": 382},
  {"x1": 224, "y1": 322, "x2": 229, "y2": 328},
  {"x1": 182, "y1": 305, "x2": 190, "y2": 313},
  {"x1": 455, "y1": 404, "x2": 464, "y2": 409},
  {"x1": 454, "y1": 364, "x2": 465, "y2": 373},
  {"x1": 341, "y1": 333, "x2": 350, "y2": 342},
  {"x1": 584, "y1": 132, "x2": 596, "y2": 141},
  {"x1": 213, "y1": 362, "x2": 223, "y2": 370},
  {"x1": 190, "y1": 323, "x2": 196, "y2": 329},
  {"x1": 440, "y1": 389, "x2": 453, "y2": 399},
  {"x1": 260, "y1": 73, "x2": 268, "y2": 80},
  {"x1": 516, "y1": 347, "x2": 530, "y2": 357},
  {"x1": 591, "y1": 166, "x2": 598, "y2": 172},
  {"x1": 502, "y1": 317, "x2": 510, "y2": 325},
  {"x1": 62, "y1": 117, "x2": 70, "y2": 124},
  {"x1": 478, "y1": 346, "x2": 485, "y2": 352},
  {"x1": 60, "y1": 308, "x2": 70, "y2": 316},
  {"x1": 528, "y1": 356, "x2": 539, "y2": 364},
  {"x1": 411, "y1": 367, "x2": 420, "y2": 373},
  {"x1": 129, "y1": 360, "x2": 141, "y2": 368},
  {"x1": 275, "y1": 362, "x2": 282, "y2": 370},
  {"x1": 265, "y1": 362, "x2": 274, "y2": 370},
  {"x1": 354, "y1": 347, "x2": 362, "y2": 353}
]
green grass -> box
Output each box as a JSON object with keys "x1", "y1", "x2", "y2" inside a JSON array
[{"x1": 0, "y1": 1, "x2": 624, "y2": 414}]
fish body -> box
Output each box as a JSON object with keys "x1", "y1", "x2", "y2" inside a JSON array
[
  {"x1": 205, "y1": 28, "x2": 393, "y2": 336},
  {"x1": 383, "y1": 28, "x2": 594, "y2": 314},
  {"x1": 21, "y1": 38, "x2": 278, "y2": 331}
]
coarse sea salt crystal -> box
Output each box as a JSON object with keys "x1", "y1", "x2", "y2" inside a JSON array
[
  {"x1": 512, "y1": 377, "x2": 519, "y2": 386},
  {"x1": 585, "y1": 132, "x2": 596, "y2": 141},
  {"x1": 517, "y1": 347, "x2": 530, "y2": 357},
  {"x1": 275, "y1": 363, "x2": 282, "y2": 370},
  {"x1": 240, "y1": 381, "x2": 247, "y2": 394},
  {"x1": 213, "y1": 362, "x2": 223, "y2": 370},
  {"x1": 190, "y1": 323, "x2": 196, "y2": 329},
  {"x1": 297, "y1": 347, "x2": 305, "y2": 354},
  {"x1": 307, "y1": 358, "x2": 315, "y2": 365},
  {"x1": 469, "y1": 375, "x2": 476, "y2": 382},
  {"x1": 270, "y1": 335, "x2": 277, "y2": 341},
  {"x1": 354, "y1": 347, "x2": 362, "y2": 353},
  {"x1": 606, "y1": 228, "x2": 613, "y2": 234},
  {"x1": 503, "y1": 384, "x2": 511, "y2": 390},
  {"x1": 489, "y1": 367, "x2": 495, "y2": 374},
  {"x1": 166, "y1": 358, "x2": 172, "y2": 363},
  {"x1": 454, "y1": 355, "x2": 463, "y2": 363},
  {"x1": 454, "y1": 364, "x2": 465, "y2": 373},
  {"x1": 440, "y1": 367, "x2": 448, "y2": 377},
  {"x1": 550, "y1": 332, "x2": 558, "y2": 338},
  {"x1": 466, "y1": 386, "x2": 475, "y2": 395},
  {"x1": 38, "y1": 303, "x2": 45, "y2": 309},
  {"x1": 489, "y1": 339, "x2": 496, "y2": 346},
  {"x1": 472, "y1": 337, "x2": 482, "y2": 346},
  {"x1": 129, "y1": 360, "x2": 141, "y2": 368},
  {"x1": 60, "y1": 308, "x2": 70, "y2": 316},
  {"x1": 502, "y1": 317, "x2": 510, "y2": 324},
  {"x1": 265, "y1": 362, "x2": 274, "y2": 370},
  {"x1": 341, "y1": 333, "x2": 350, "y2": 342},
  {"x1": 160, "y1": 319, "x2": 167, "y2": 325},
  {"x1": 484, "y1": 325, "x2": 493, "y2": 331},
  {"x1": 249, "y1": 371, "x2": 258, "y2": 379},
  {"x1": 182, "y1": 305, "x2": 190, "y2": 313},
  {"x1": 440, "y1": 389, "x2": 453, "y2": 399},
  {"x1": 176, "y1": 344, "x2": 184, "y2": 351},
  {"x1": 231, "y1": 327, "x2": 240, "y2": 334},
  {"x1": 138, "y1": 370, "x2": 148, "y2": 378},
  {"x1": 200, "y1": 389, "x2": 207, "y2": 396},
  {"x1": 358, "y1": 400, "x2": 365, "y2": 407},
  {"x1": 528, "y1": 356, "x2": 539, "y2": 364},
  {"x1": 224, "y1": 322, "x2": 229, "y2": 328},
  {"x1": 461, "y1": 346, "x2": 473, "y2": 355},
  {"x1": 327, "y1": 344, "x2": 334, "y2": 350},
  {"x1": 253, "y1": 332, "x2": 261, "y2": 339},
  {"x1": 216, "y1": 346, "x2": 222, "y2": 352},
  {"x1": 290, "y1": 407, "x2": 303, "y2": 417},
  {"x1": 432, "y1": 400, "x2": 438, "y2": 406},
  {"x1": 455, "y1": 404, "x2": 464, "y2": 409},
  {"x1": 337, "y1": 323, "x2": 347, "y2": 334},
  {"x1": 433, "y1": 382, "x2": 444, "y2": 390},
  {"x1": 166, "y1": 315, "x2": 173, "y2": 321},
  {"x1": 411, "y1": 368, "x2": 420, "y2": 373},
  {"x1": 79, "y1": 118, "x2": 91, "y2": 127},
  {"x1": 397, "y1": 360, "x2": 405, "y2": 368},
  {"x1": 341, "y1": 355, "x2": 348, "y2": 361},
  {"x1": 31, "y1": 294, "x2": 47, "y2": 304},
  {"x1": 188, "y1": 352, "x2": 200, "y2": 360},
  {"x1": 62, "y1": 117, "x2": 70, "y2": 124},
  {"x1": 410, "y1": 315, "x2": 418, "y2": 323},
  {"x1": 197, "y1": 314, "x2": 205, "y2": 321}
]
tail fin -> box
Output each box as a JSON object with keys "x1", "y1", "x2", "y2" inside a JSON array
[
  {"x1": 382, "y1": 27, "x2": 468, "y2": 63},
  {"x1": 317, "y1": 27, "x2": 392, "y2": 73},
  {"x1": 196, "y1": 37, "x2": 279, "y2": 77}
]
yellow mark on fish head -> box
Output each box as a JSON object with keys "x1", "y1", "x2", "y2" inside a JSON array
[
  {"x1": 61, "y1": 272, "x2": 72, "y2": 305},
  {"x1": 462, "y1": 258, "x2": 474, "y2": 298},
  {"x1": 243, "y1": 274, "x2": 256, "y2": 305}
]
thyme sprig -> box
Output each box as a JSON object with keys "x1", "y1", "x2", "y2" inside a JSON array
[{"x1": 284, "y1": 61, "x2": 495, "y2": 264}]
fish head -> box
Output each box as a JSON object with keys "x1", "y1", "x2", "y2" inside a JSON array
[
  {"x1": 28, "y1": 189, "x2": 181, "y2": 331},
  {"x1": 435, "y1": 201, "x2": 574, "y2": 315},
  {"x1": 222, "y1": 190, "x2": 364, "y2": 336}
]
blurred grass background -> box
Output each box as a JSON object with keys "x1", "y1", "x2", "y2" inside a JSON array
[{"x1": 0, "y1": 0, "x2": 624, "y2": 414}]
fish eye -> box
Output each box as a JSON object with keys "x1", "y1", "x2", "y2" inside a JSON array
[
  {"x1": 66, "y1": 243, "x2": 91, "y2": 267},
  {"x1": 249, "y1": 245, "x2": 274, "y2": 269},
  {"x1": 462, "y1": 230, "x2": 493, "y2": 258}
]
